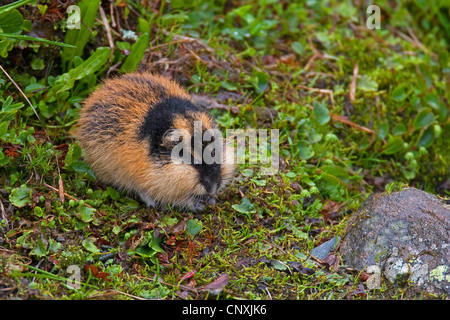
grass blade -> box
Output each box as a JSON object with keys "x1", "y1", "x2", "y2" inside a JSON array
[
  {"x1": 0, "y1": 33, "x2": 77, "y2": 48},
  {"x1": 51, "y1": 46, "x2": 111, "y2": 95},
  {"x1": 120, "y1": 33, "x2": 150, "y2": 73},
  {"x1": 0, "y1": 0, "x2": 34, "y2": 14},
  {"x1": 20, "y1": 264, "x2": 98, "y2": 290},
  {"x1": 62, "y1": 0, "x2": 101, "y2": 71}
]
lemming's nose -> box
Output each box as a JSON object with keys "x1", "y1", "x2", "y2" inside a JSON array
[{"x1": 204, "y1": 179, "x2": 221, "y2": 195}]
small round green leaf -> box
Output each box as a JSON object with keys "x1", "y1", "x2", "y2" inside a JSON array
[
  {"x1": 186, "y1": 218, "x2": 203, "y2": 237},
  {"x1": 392, "y1": 84, "x2": 408, "y2": 102},
  {"x1": 413, "y1": 109, "x2": 434, "y2": 130},
  {"x1": 313, "y1": 102, "x2": 330, "y2": 125},
  {"x1": 383, "y1": 136, "x2": 405, "y2": 155},
  {"x1": 232, "y1": 197, "x2": 256, "y2": 215},
  {"x1": 9, "y1": 185, "x2": 32, "y2": 207}
]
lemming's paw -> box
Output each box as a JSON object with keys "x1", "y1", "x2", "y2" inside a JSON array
[{"x1": 189, "y1": 195, "x2": 216, "y2": 212}]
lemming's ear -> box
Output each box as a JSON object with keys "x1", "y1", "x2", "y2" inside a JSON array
[{"x1": 164, "y1": 129, "x2": 193, "y2": 164}]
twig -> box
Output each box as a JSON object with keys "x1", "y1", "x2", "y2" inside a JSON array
[
  {"x1": 0, "y1": 64, "x2": 45, "y2": 138},
  {"x1": 308, "y1": 253, "x2": 325, "y2": 266},
  {"x1": 147, "y1": 55, "x2": 191, "y2": 71},
  {"x1": 106, "y1": 61, "x2": 123, "y2": 78},
  {"x1": 388, "y1": 26, "x2": 437, "y2": 59},
  {"x1": 183, "y1": 44, "x2": 201, "y2": 62},
  {"x1": 98, "y1": 5, "x2": 115, "y2": 59},
  {"x1": 304, "y1": 37, "x2": 323, "y2": 70},
  {"x1": 304, "y1": 36, "x2": 339, "y2": 70},
  {"x1": 0, "y1": 198, "x2": 10, "y2": 230},
  {"x1": 109, "y1": 2, "x2": 116, "y2": 28},
  {"x1": 32, "y1": 258, "x2": 45, "y2": 283},
  {"x1": 191, "y1": 93, "x2": 240, "y2": 114},
  {"x1": 182, "y1": 43, "x2": 225, "y2": 70},
  {"x1": 162, "y1": 30, "x2": 215, "y2": 53},
  {"x1": 265, "y1": 287, "x2": 272, "y2": 300},
  {"x1": 349, "y1": 63, "x2": 358, "y2": 101},
  {"x1": 111, "y1": 1, "x2": 121, "y2": 31},
  {"x1": 43, "y1": 183, "x2": 79, "y2": 203},
  {"x1": 305, "y1": 71, "x2": 336, "y2": 79},
  {"x1": 306, "y1": 105, "x2": 375, "y2": 135},
  {"x1": 87, "y1": 289, "x2": 148, "y2": 300},
  {"x1": 122, "y1": 0, "x2": 141, "y2": 18},
  {"x1": 329, "y1": 113, "x2": 375, "y2": 135},
  {"x1": 149, "y1": 38, "x2": 195, "y2": 50},
  {"x1": 275, "y1": 260, "x2": 292, "y2": 275},
  {"x1": 297, "y1": 84, "x2": 335, "y2": 109},
  {"x1": 42, "y1": 183, "x2": 106, "y2": 216},
  {"x1": 307, "y1": 36, "x2": 320, "y2": 56},
  {"x1": 304, "y1": 51, "x2": 320, "y2": 70},
  {"x1": 407, "y1": 27, "x2": 435, "y2": 57}
]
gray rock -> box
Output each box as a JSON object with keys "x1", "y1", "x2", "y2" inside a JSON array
[
  {"x1": 339, "y1": 187, "x2": 450, "y2": 297},
  {"x1": 311, "y1": 236, "x2": 340, "y2": 260}
]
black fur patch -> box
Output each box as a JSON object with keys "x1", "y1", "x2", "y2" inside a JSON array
[
  {"x1": 198, "y1": 162, "x2": 222, "y2": 194},
  {"x1": 138, "y1": 97, "x2": 201, "y2": 151}
]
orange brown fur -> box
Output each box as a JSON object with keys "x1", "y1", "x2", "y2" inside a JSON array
[{"x1": 76, "y1": 72, "x2": 235, "y2": 210}]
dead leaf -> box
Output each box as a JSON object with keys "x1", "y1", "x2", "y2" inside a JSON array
[
  {"x1": 31, "y1": 192, "x2": 42, "y2": 208},
  {"x1": 84, "y1": 265, "x2": 98, "y2": 276},
  {"x1": 278, "y1": 53, "x2": 299, "y2": 67},
  {"x1": 177, "y1": 290, "x2": 191, "y2": 300},
  {"x1": 321, "y1": 200, "x2": 345, "y2": 224},
  {"x1": 290, "y1": 182, "x2": 302, "y2": 192},
  {"x1": 44, "y1": 194, "x2": 52, "y2": 213},
  {"x1": 350, "y1": 283, "x2": 367, "y2": 298},
  {"x1": 199, "y1": 273, "x2": 229, "y2": 295},
  {"x1": 350, "y1": 63, "x2": 358, "y2": 101},
  {"x1": 261, "y1": 55, "x2": 278, "y2": 67},
  {"x1": 288, "y1": 261, "x2": 315, "y2": 275},
  {"x1": 358, "y1": 271, "x2": 371, "y2": 282},
  {"x1": 323, "y1": 254, "x2": 339, "y2": 272},
  {"x1": 95, "y1": 272, "x2": 109, "y2": 280},
  {"x1": 58, "y1": 176, "x2": 65, "y2": 203},
  {"x1": 180, "y1": 270, "x2": 196, "y2": 282},
  {"x1": 186, "y1": 277, "x2": 197, "y2": 288},
  {"x1": 84, "y1": 264, "x2": 110, "y2": 280},
  {"x1": 236, "y1": 257, "x2": 258, "y2": 268},
  {"x1": 171, "y1": 220, "x2": 187, "y2": 234}
]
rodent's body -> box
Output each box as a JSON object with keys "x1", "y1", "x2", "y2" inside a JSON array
[{"x1": 76, "y1": 73, "x2": 235, "y2": 210}]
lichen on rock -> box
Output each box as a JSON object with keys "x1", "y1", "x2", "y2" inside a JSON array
[{"x1": 339, "y1": 187, "x2": 450, "y2": 297}]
